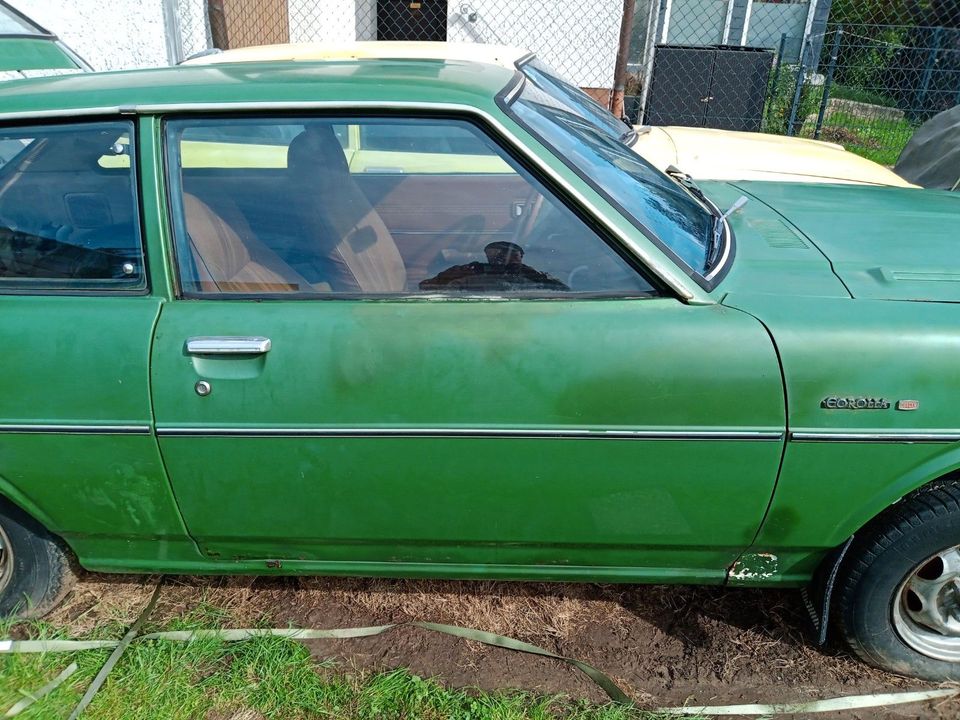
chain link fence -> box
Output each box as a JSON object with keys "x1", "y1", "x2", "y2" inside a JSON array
[
  {"x1": 171, "y1": 0, "x2": 960, "y2": 165},
  {"x1": 176, "y1": 0, "x2": 626, "y2": 97}
]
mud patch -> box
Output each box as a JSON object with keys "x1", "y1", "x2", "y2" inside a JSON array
[{"x1": 44, "y1": 573, "x2": 960, "y2": 719}]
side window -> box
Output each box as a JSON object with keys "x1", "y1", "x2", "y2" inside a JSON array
[
  {"x1": 165, "y1": 116, "x2": 656, "y2": 298},
  {"x1": 359, "y1": 122, "x2": 496, "y2": 155},
  {"x1": 0, "y1": 121, "x2": 145, "y2": 292}
]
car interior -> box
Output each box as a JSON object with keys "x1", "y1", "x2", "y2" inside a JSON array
[
  {"x1": 0, "y1": 118, "x2": 653, "y2": 297},
  {"x1": 0, "y1": 123, "x2": 143, "y2": 289},
  {"x1": 174, "y1": 119, "x2": 653, "y2": 296}
]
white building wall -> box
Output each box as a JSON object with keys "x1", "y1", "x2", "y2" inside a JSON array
[
  {"x1": 8, "y1": 0, "x2": 172, "y2": 70},
  {"x1": 282, "y1": 0, "x2": 622, "y2": 88},
  {"x1": 8, "y1": 0, "x2": 622, "y2": 87},
  {"x1": 289, "y1": 0, "x2": 361, "y2": 43},
  {"x1": 447, "y1": 1, "x2": 621, "y2": 88}
]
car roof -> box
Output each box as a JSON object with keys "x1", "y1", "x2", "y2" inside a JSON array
[
  {"x1": 0, "y1": 58, "x2": 517, "y2": 120},
  {"x1": 184, "y1": 41, "x2": 531, "y2": 70}
]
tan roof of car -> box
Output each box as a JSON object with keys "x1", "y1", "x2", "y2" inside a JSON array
[{"x1": 183, "y1": 41, "x2": 528, "y2": 69}]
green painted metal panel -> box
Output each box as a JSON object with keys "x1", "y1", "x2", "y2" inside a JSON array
[
  {"x1": 728, "y1": 181, "x2": 960, "y2": 302},
  {"x1": 0, "y1": 37, "x2": 79, "y2": 71},
  {"x1": 150, "y1": 298, "x2": 785, "y2": 576},
  {"x1": 0, "y1": 296, "x2": 192, "y2": 554},
  {"x1": 725, "y1": 293, "x2": 960, "y2": 579}
]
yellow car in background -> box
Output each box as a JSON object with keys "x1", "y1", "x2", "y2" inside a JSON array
[{"x1": 186, "y1": 41, "x2": 914, "y2": 187}]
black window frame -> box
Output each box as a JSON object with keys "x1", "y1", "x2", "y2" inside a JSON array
[
  {"x1": 0, "y1": 116, "x2": 150, "y2": 297},
  {"x1": 161, "y1": 110, "x2": 666, "y2": 302}
]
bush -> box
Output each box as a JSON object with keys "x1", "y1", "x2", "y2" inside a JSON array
[{"x1": 764, "y1": 66, "x2": 825, "y2": 135}]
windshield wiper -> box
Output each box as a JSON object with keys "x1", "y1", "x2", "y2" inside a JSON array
[
  {"x1": 665, "y1": 166, "x2": 726, "y2": 268},
  {"x1": 665, "y1": 165, "x2": 711, "y2": 204},
  {"x1": 708, "y1": 196, "x2": 750, "y2": 268}
]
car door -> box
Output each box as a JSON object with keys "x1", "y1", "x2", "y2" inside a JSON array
[
  {"x1": 150, "y1": 113, "x2": 785, "y2": 581},
  {"x1": 0, "y1": 118, "x2": 186, "y2": 558}
]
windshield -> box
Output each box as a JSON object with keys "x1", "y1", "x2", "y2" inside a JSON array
[
  {"x1": 519, "y1": 58, "x2": 633, "y2": 143},
  {"x1": 0, "y1": 3, "x2": 45, "y2": 35},
  {"x1": 507, "y1": 80, "x2": 715, "y2": 275}
]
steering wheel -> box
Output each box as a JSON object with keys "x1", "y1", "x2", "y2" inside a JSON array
[{"x1": 567, "y1": 264, "x2": 590, "y2": 289}]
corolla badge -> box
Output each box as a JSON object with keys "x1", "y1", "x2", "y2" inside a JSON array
[{"x1": 821, "y1": 396, "x2": 891, "y2": 409}]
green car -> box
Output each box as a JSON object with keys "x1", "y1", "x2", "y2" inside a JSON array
[{"x1": 0, "y1": 58, "x2": 958, "y2": 682}]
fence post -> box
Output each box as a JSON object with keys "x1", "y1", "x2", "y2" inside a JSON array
[
  {"x1": 638, "y1": 0, "x2": 668, "y2": 124},
  {"x1": 814, "y1": 25, "x2": 843, "y2": 139},
  {"x1": 207, "y1": 0, "x2": 229, "y2": 50},
  {"x1": 611, "y1": 0, "x2": 639, "y2": 118},
  {"x1": 161, "y1": 0, "x2": 183, "y2": 65},
  {"x1": 765, "y1": 33, "x2": 788, "y2": 129},
  {"x1": 916, "y1": 27, "x2": 943, "y2": 116},
  {"x1": 786, "y1": 38, "x2": 811, "y2": 136}
]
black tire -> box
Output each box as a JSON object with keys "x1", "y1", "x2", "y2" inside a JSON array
[
  {"x1": 0, "y1": 498, "x2": 76, "y2": 618},
  {"x1": 836, "y1": 479, "x2": 960, "y2": 680}
]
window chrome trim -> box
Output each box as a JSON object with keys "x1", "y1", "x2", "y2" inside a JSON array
[
  {"x1": 156, "y1": 426, "x2": 783, "y2": 441},
  {"x1": 790, "y1": 431, "x2": 960, "y2": 444},
  {"x1": 0, "y1": 100, "x2": 701, "y2": 302},
  {"x1": 0, "y1": 423, "x2": 151, "y2": 435}
]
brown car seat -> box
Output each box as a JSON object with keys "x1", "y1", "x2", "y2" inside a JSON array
[
  {"x1": 182, "y1": 192, "x2": 321, "y2": 293},
  {"x1": 286, "y1": 125, "x2": 407, "y2": 292}
]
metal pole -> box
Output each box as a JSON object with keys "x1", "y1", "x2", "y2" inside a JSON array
[
  {"x1": 721, "y1": 0, "x2": 735, "y2": 44},
  {"x1": 611, "y1": 0, "x2": 639, "y2": 118},
  {"x1": 814, "y1": 25, "x2": 843, "y2": 139},
  {"x1": 786, "y1": 38, "x2": 811, "y2": 136},
  {"x1": 766, "y1": 32, "x2": 788, "y2": 128},
  {"x1": 660, "y1": 0, "x2": 673, "y2": 43},
  {"x1": 739, "y1": 0, "x2": 754, "y2": 46},
  {"x1": 207, "y1": 0, "x2": 229, "y2": 50},
  {"x1": 637, "y1": 0, "x2": 666, "y2": 124},
  {"x1": 916, "y1": 27, "x2": 943, "y2": 117},
  {"x1": 161, "y1": 0, "x2": 184, "y2": 65}
]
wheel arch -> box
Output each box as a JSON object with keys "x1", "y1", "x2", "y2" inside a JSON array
[
  {"x1": 830, "y1": 448, "x2": 960, "y2": 548},
  {"x1": 809, "y1": 463, "x2": 960, "y2": 645},
  {"x1": 0, "y1": 478, "x2": 61, "y2": 539}
]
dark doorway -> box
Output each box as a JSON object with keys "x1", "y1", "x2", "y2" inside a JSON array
[{"x1": 377, "y1": 0, "x2": 448, "y2": 41}]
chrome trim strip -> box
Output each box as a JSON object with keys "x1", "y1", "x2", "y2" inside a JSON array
[
  {"x1": 157, "y1": 427, "x2": 784, "y2": 440},
  {"x1": 0, "y1": 100, "x2": 699, "y2": 301},
  {"x1": 791, "y1": 431, "x2": 960, "y2": 443},
  {"x1": 0, "y1": 423, "x2": 151, "y2": 435},
  {"x1": 0, "y1": 106, "x2": 122, "y2": 122},
  {"x1": 186, "y1": 336, "x2": 271, "y2": 355}
]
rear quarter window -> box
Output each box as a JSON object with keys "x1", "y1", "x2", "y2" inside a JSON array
[{"x1": 0, "y1": 121, "x2": 145, "y2": 292}]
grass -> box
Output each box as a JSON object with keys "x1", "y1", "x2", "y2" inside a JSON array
[
  {"x1": 804, "y1": 111, "x2": 917, "y2": 165},
  {"x1": 0, "y1": 609, "x2": 683, "y2": 720}
]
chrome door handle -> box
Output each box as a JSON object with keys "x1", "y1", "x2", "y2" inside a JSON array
[{"x1": 185, "y1": 336, "x2": 272, "y2": 355}]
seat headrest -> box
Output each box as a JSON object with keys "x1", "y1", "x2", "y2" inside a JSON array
[{"x1": 287, "y1": 125, "x2": 349, "y2": 179}]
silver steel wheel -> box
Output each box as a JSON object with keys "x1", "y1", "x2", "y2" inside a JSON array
[
  {"x1": 893, "y1": 545, "x2": 960, "y2": 662},
  {"x1": 0, "y1": 519, "x2": 11, "y2": 596}
]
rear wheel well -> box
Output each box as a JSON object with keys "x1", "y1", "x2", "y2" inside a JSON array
[{"x1": 810, "y1": 469, "x2": 960, "y2": 644}]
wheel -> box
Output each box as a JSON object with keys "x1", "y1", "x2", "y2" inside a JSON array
[
  {"x1": 836, "y1": 479, "x2": 960, "y2": 680},
  {"x1": 0, "y1": 499, "x2": 76, "y2": 618}
]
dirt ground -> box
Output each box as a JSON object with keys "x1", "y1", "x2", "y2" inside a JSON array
[{"x1": 46, "y1": 572, "x2": 960, "y2": 719}]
